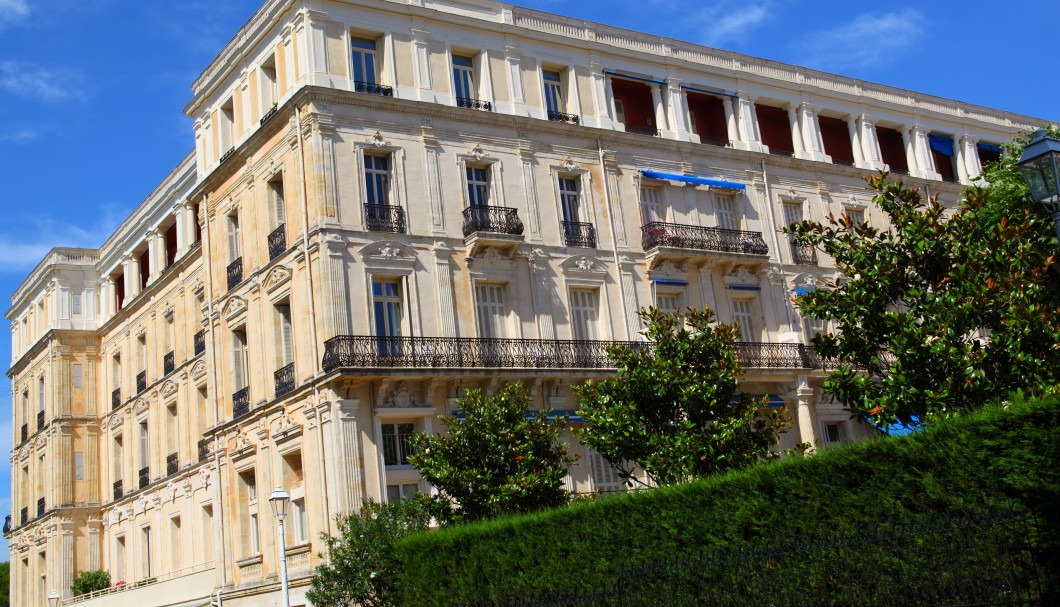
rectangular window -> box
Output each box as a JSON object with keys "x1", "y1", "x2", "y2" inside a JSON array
[
  {"x1": 219, "y1": 98, "x2": 235, "y2": 153},
  {"x1": 115, "y1": 537, "x2": 126, "y2": 582},
  {"x1": 201, "y1": 505, "x2": 215, "y2": 561},
  {"x1": 269, "y1": 174, "x2": 286, "y2": 228},
  {"x1": 71, "y1": 291, "x2": 82, "y2": 316},
  {"x1": 715, "y1": 195, "x2": 738, "y2": 231},
  {"x1": 276, "y1": 303, "x2": 295, "y2": 366},
  {"x1": 382, "y1": 422, "x2": 415, "y2": 466},
  {"x1": 38, "y1": 377, "x2": 45, "y2": 413},
  {"x1": 72, "y1": 363, "x2": 82, "y2": 389},
  {"x1": 249, "y1": 513, "x2": 260, "y2": 554},
  {"x1": 291, "y1": 498, "x2": 309, "y2": 544},
  {"x1": 170, "y1": 516, "x2": 182, "y2": 571},
  {"x1": 543, "y1": 70, "x2": 563, "y2": 114},
  {"x1": 640, "y1": 186, "x2": 662, "y2": 223},
  {"x1": 74, "y1": 452, "x2": 84, "y2": 481},
  {"x1": 559, "y1": 177, "x2": 580, "y2": 223},
  {"x1": 351, "y1": 36, "x2": 378, "y2": 84},
  {"x1": 113, "y1": 434, "x2": 123, "y2": 483},
  {"x1": 589, "y1": 451, "x2": 624, "y2": 492},
  {"x1": 782, "y1": 201, "x2": 804, "y2": 227},
  {"x1": 475, "y1": 284, "x2": 507, "y2": 339},
  {"x1": 282, "y1": 450, "x2": 304, "y2": 487},
  {"x1": 569, "y1": 289, "x2": 599, "y2": 340},
  {"x1": 139, "y1": 419, "x2": 149, "y2": 469},
  {"x1": 226, "y1": 213, "x2": 242, "y2": 263},
  {"x1": 364, "y1": 155, "x2": 391, "y2": 205},
  {"x1": 732, "y1": 299, "x2": 756, "y2": 342},
  {"x1": 452, "y1": 55, "x2": 475, "y2": 101},
  {"x1": 141, "y1": 526, "x2": 152, "y2": 578},
  {"x1": 260, "y1": 55, "x2": 278, "y2": 112},
  {"x1": 372, "y1": 280, "x2": 403, "y2": 339},
  {"x1": 232, "y1": 329, "x2": 249, "y2": 390},
  {"x1": 656, "y1": 293, "x2": 681, "y2": 316},
  {"x1": 239, "y1": 469, "x2": 257, "y2": 504},
  {"x1": 845, "y1": 209, "x2": 865, "y2": 228},
  {"x1": 386, "y1": 483, "x2": 419, "y2": 503},
  {"x1": 466, "y1": 165, "x2": 490, "y2": 206},
  {"x1": 822, "y1": 422, "x2": 843, "y2": 444}
]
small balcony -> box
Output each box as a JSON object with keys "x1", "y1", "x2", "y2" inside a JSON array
[
  {"x1": 365, "y1": 204, "x2": 407, "y2": 233},
  {"x1": 113, "y1": 480, "x2": 123, "y2": 501},
  {"x1": 463, "y1": 205, "x2": 524, "y2": 254},
  {"x1": 274, "y1": 362, "x2": 295, "y2": 398},
  {"x1": 641, "y1": 222, "x2": 769, "y2": 267},
  {"x1": 36, "y1": 497, "x2": 45, "y2": 518},
  {"x1": 164, "y1": 351, "x2": 175, "y2": 375},
  {"x1": 218, "y1": 147, "x2": 236, "y2": 165},
  {"x1": 268, "y1": 224, "x2": 287, "y2": 261},
  {"x1": 138, "y1": 466, "x2": 150, "y2": 490},
  {"x1": 136, "y1": 370, "x2": 147, "y2": 394},
  {"x1": 112, "y1": 388, "x2": 122, "y2": 410},
  {"x1": 457, "y1": 97, "x2": 491, "y2": 111},
  {"x1": 36, "y1": 410, "x2": 44, "y2": 431},
  {"x1": 198, "y1": 439, "x2": 211, "y2": 463},
  {"x1": 3, "y1": 515, "x2": 11, "y2": 535},
  {"x1": 233, "y1": 387, "x2": 250, "y2": 420},
  {"x1": 227, "y1": 257, "x2": 243, "y2": 291},
  {"x1": 194, "y1": 330, "x2": 206, "y2": 356},
  {"x1": 20, "y1": 507, "x2": 28, "y2": 526},
  {"x1": 166, "y1": 452, "x2": 179, "y2": 476},
  {"x1": 562, "y1": 221, "x2": 597, "y2": 248},
  {"x1": 624, "y1": 125, "x2": 659, "y2": 137},
  {"x1": 259, "y1": 104, "x2": 279, "y2": 126},
  {"x1": 789, "y1": 240, "x2": 819, "y2": 266},
  {"x1": 20, "y1": 423, "x2": 27, "y2": 444},
  {"x1": 354, "y1": 81, "x2": 393, "y2": 96},
  {"x1": 548, "y1": 110, "x2": 580, "y2": 124}
]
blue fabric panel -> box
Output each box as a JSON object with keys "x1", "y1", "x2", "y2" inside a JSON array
[
  {"x1": 680, "y1": 85, "x2": 739, "y2": 99},
  {"x1": 793, "y1": 287, "x2": 814, "y2": 295},
  {"x1": 640, "y1": 169, "x2": 746, "y2": 190},
  {"x1": 728, "y1": 284, "x2": 760, "y2": 291},
  {"x1": 603, "y1": 70, "x2": 668, "y2": 85},
  {"x1": 977, "y1": 142, "x2": 1002, "y2": 153},
  {"x1": 652, "y1": 279, "x2": 689, "y2": 286},
  {"x1": 928, "y1": 134, "x2": 955, "y2": 156}
]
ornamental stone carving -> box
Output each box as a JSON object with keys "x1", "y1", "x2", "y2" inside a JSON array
[{"x1": 160, "y1": 380, "x2": 178, "y2": 398}]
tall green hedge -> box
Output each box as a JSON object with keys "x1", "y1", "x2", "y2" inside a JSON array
[{"x1": 394, "y1": 396, "x2": 1060, "y2": 606}]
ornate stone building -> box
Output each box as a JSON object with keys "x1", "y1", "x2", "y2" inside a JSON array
[{"x1": 6, "y1": 1, "x2": 1044, "y2": 606}]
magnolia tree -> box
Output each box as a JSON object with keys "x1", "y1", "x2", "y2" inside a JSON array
[
  {"x1": 786, "y1": 135, "x2": 1060, "y2": 428},
  {"x1": 575, "y1": 307, "x2": 790, "y2": 487}
]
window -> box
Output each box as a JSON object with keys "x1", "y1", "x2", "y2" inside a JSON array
[
  {"x1": 219, "y1": 98, "x2": 235, "y2": 154},
  {"x1": 291, "y1": 498, "x2": 309, "y2": 544},
  {"x1": 589, "y1": 451, "x2": 624, "y2": 492},
  {"x1": 351, "y1": 37, "x2": 378, "y2": 85},
  {"x1": 141, "y1": 526, "x2": 152, "y2": 578},
  {"x1": 232, "y1": 329, "x2": 249, "y2": 391},
  {"x1": 656, "y1": 293, "x2": 681, "y2": 316},
  {"x1": 71, "y1": 290, "x2": 82, "y2": 317},
  {"x1": 73, "y1": 364, "x2": 82, "y2": 389},
  {"x1": 640, "y1": 185, "x2": 663, "y2": 223},
  {"x1": 239, "y1": 469, "x2": 257, "y2": 504},
  {"x1": 260, "y1": 55, "x2": 278, "y2": 113},
  {"x1": 276, "y1": 303, "x2": 295, "y2": 367},
  {"x1": 112, "y1": 434, "x2": 123, "y2": 483},
  {"x1": 137, "y1": 334, "x2": 147, "y2": 376},
  {"x1": 37, "y1": 377, "x2": 45, "y2": 415},
  {"x1": 928, "y1": 133, "x2": 958, "y2": 182},
  {"x1": 845, "y1": 209, "x2": 865, "y2": 229},
  {"x1": 475, "y1": 283, "x2": 507, "y2": 339},
  {"x1": 822, "y1": 422, "x2": 844, "y2": 445},
  {"x1": 875, "y1": 125, "x2": 909, "y2": 173},
  {"x1": 226, "y1": 213, "x2": 242, "y2": 263},
  {"x1": 755, "y1": 103, "x2": 795, "y2": 155},
  {"x1": 543, "y1": 70, "x2": 563, "y2": 114},
  {"x1": 201, "y1": 505, "x2": 215, "y2": 561},
  {"x1": 569, "y1": 289, "x2": 599, "y2": 340},
  {"x1": 714, "y1": 195, "x2": 738, "y2": 231},
  {"x1": 115, "y1": 536, "x2": 126, "y2": 582},
  {"x1": 386, "y1": 483, "x2": 418, "y2": 502},
  {"x1": 372, "y1": 280, "x2": 404, "y2": 339},
  {"x1": 466, "y1": 165, "x2": 490, "y2": 206},
  {"x1": 170, "y1": 516, "x2": 182, "y2": 570},
  {"x1": 782, "y1": 201, "x2": 804, "y2": 228},
  {"x1": 249, "y1": 513, "x2": 260, "y2": 554},
  {"x1": 138, "y1": 419, "x2": 149, "y2": 471},
  {"x1": 364, "y1": 155, "x2": 391, "y2": 205},
  {"x1": 382, "y1": 422, "x2": 415, "y2": 466},
  {"x1": 731, "y1": 299, "x2": 756, "y2": 342},
  {"x1": 452, "y1": 55, "x2": 475, "y2": 101},
  {"x1": 559, "y1": 177, "x2": 580, "y2": 223},
  {"x1": 818, "y1": 115, "x2": 856, "y2": 165},
  {"x1": 74, "y1": 452, "x2": 84, "y2": 481},
  {"x1": 282, "y1": 450, "x2": 304, "y2": 487},
  {"x1": 166, "y1": 403, "x2": 178, "y2": 461},
  {"x1": 269, "y1": 174, "x2": 286, "y2": 230}
]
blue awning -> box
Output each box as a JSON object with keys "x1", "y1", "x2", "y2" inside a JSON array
[
  {"x1": 977, "y1": 142, "x2": 1002, "y2": 154},
  {"x1": 640, "y1": 169, "x2": 745, "y2": 190},
  {"x1": 652, "y1": 279, "x2": 688, "y2": 286},
  {"x1": 681, "y1": 85, "x2": 739, "y2": 99},
  {"x1": 730, "y1": 394, "x2": 787, "y2": 408},
  {"x1": 604, "y1": 70, "x2": 667, "y2": 86},
  {"x1": 793, "y1": 287, "x2": 814, "y2": 295},
  {"x1": 928, "y1": 134, "x2": 955, "y2": 157}
]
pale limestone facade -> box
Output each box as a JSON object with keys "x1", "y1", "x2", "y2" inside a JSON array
[{"x1": 6, "y1": 1, "x2": 1047, "y2": 606}]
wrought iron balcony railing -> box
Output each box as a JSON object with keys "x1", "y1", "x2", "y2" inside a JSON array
[
  {"x1": 641, "y1": 222, "x2": 769, "y2": 256},
  {"x1": 36, "y1": 497, "x2": 45, "y2": 518},
  {"x1": 562, "y1": 221, "x2": 597, "y2": 248},
  {"x1": 364, "y1": 204, "x2": 407, "y2": 233},
  {"x1": 20, "y1": 423, "x2": 27, "y2": 444},
  {"x1": 274, "y1": 362, "x2": 295, "y2": 398},
  {"x1": 462, "y1": 206, "x2": 524, "y2": 237},
  {"x1": 268, "y1": 224, "x2": 287, "y2": 260},
  {"x1": 163, "y1": 351, "x2": 175, "y2": 375},
  {"x1": 166, "y1": 452, "x2": 179, "y2": 476},
  {"x1": 36, "y1": 410, "x2": 44, "y2": 431},
  {"x1": 322, "y1": 335, "x2": 822, "y2": 372},
  {"x1": 354, "y1": 81, "x2": 393, "y2": 96},
  {"x1": 113, "y1": 480, "x2": 123, "y2": 501},
  {"x1": 227, "y1": 257, "x2": 243, "y2": 291},
  {"x1": 790, "y1": 240, "x2": 819, "y2": 266},
  {"x1": 457, "y1": 97, "x2": 491, "y2": 111},
  {"x1": 232, "y1": 387, "x2": 250, "y2": 420},
  {"x1": 218, "y1": 147, "x2": 236, "y2": 164},
  {"x1": 20, "y1": 507, "x2": 28, "y2": 526},
  {"x1": 194, "y1": 330, "x2": 206, "y2": 356},
  {"x1": 259, "y1": 105, "x2": 278, "y2": 126},
  {"x1": 3, "y1": 515, "x2": 11, "y2": 535},
  {"x1": 138, "y1": 466, "x2": 150, "y2": 490},
  {"x1": 198, "y1": 439, "x2": 211, "y2": 463},
  {"x1": 136, "y1": 371, "x2": 147, "y2": 394},
  {"x1": 625, "y1": 125, "x2": 659, "y2": 137},
  {"x1": 547, "y1": 110, "x2": 580, "y2": 124},
  {"x1": 112, "y1": 388, "x2": 122, "y2": 410}
]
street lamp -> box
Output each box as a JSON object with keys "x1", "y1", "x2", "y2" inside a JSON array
[
  {"x1": 1017, "y1": 129, "x2": 1060, "y2": 240},
  {"x1": 269, "y1": 486, "x2": 291, "y2": 607},
  {"x1": 48, "y1": 589, "x2": 60, "y2": 607}
]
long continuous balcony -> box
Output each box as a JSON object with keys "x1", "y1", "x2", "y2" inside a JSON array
[
  {"x1": 354, "y1": 81, "x2": 393, "y2": 96},
  {"x1": 364, "y1": 204, "x2": 407, "y2": 233},
  {"x1": 562, "y1": 221, "x2": 597, "y2": 248},
  {"x1": 275, "y1": 362, "x2": 295, "y2": 397},
  {"x1": 457, "y1": 97, "x2": 491, "y2": 111},
  {"x1": 323, "y1": 336, "x2": 822, "y2": 372},
  {"x1": 227, "y1": 257, "x2": 243, "y2": 290},
  {"x1": 641, "y1": 222, "x2": 769, "y2": 257},
  {"x1": 268, "y1": 224, "x2": 287, "y2": 260},
  {"x1": 463, "y1": 206, "x2": 524, "y2": 237},
  {"x1": 138, "y1": 466, "x2": 150, "y2": 490},
  {"x1": 232, "y1": 387, "x2": 250, "y2": 419}
]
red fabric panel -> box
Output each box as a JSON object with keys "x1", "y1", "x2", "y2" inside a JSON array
[
  {"x1": 819, "y1": 116, "x2": 854, "y2": 164},
  {"x1": 756, "y1": 104, "x2": 794, "y2": 154}
]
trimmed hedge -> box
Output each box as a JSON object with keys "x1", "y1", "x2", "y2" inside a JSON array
[{"x1": 394, "y1": 396, "x2": 1060, "y2": 606}]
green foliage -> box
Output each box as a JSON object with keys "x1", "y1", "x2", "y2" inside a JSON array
[
  {"x1": 71, "y1": 569, "x2": 110, "y2": 596},
  {"x1": 786, "y1": 167, "x2": 1060, "y2": 427},
  {"x1": 0, "y1": 562, "x2": 8, "y2": 607},
  {"x1": 407, "y1": 383, "x2": 574, "y2": 526},
  {"x1": 394, "y1": 396, "x2": 1060, "y2": 607},
  {"x1": 575, "y1": 307, "x2": 789, "y2": 487},
  {"x1": 306, "y1": 498, "x2": 430, "y2": 607}
]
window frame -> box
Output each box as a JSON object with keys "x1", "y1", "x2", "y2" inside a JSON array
[{"x1": 350, "y1": 35, "x2": 380, "y2": 85}]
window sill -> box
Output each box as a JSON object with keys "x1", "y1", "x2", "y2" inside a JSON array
[{"x1": 236, "y1": 554, "x2": 262, "y2": 567}]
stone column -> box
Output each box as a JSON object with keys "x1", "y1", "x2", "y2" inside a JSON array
[
  {"x1": 123, "y1": 254, "x2": 140, "y2": 303},
  {"x1": 618, "y1": 255, "x2": 641, "y2": 341},
  {"x1": 319, "y1": 234, "x2": 349, "y2": 339},
  {"x1": 174, "y1": 203, "x2": 190, "y2": 259},
  {"x1": 665, "y1": 78, "x2": 689, "y2": 140},
  {"x1": 734, "y1": 92, "x2": 763, "y2": 152},
  {"x1": 432, "y1": 244, "x2": 457, "y2": 337},
  {"x1": 901, "y1": 127, "x2": 920, "y2": 174},
  {"x1": 858, "y1": 115, "x2": 885, "y2": 169},
  {"x1": 959, "y1": 135, "x2": 981, "y2": 182},
  {"x1": 649, "y1": 83, "x2": 667, "y2": 134},
  {"x1": 799, "y1": 103, "x2": 827, "y2": 161},
  {"x1": 334, "y1": 399, "x2": 363, "y2": 516},
  {"x1": 524, "y1": 248, "x2": 555, "y2": 340},
  {"x1": 723, "y1": 96, "x2": 739, "y2": 144},
  {"x1": 589, "y1": 62, "x2": 613, "y2": 129},
  {"x1": 911, "y1": 126, "x2": 939, "y2": 179},
  {"x1": 148, "y1": 228, "x2": 165, "y2": 284},
  {"x1": 794, "y1": 377, "x2": 818, "y2": 448},
  {"x1": 100, "y1": 278, "x2": 112, "y2": 319},
  {"x1": 786, "y1": 105, "x2": 805, "y2": 155},
  {"x1": 61, "y1": 519, "x2": 75, "y2": 599},
  {"x1": 846, "y1": 117, "x2": 865, "y2": 166}
]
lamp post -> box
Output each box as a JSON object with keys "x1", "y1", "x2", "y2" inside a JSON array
[
  {"x1": 269, "y1": 486, "x2": 291, "y2": 607},
  {"x1": 48, "y1": 589, "x2": 60, "y2": 607},
  {"x1": 1017, "y1": 129, "x2": 1060, "y2": 240}
]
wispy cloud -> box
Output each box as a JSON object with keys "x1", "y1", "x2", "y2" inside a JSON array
[
  {"x1": 0, "y1": 127, "x2": 37, "y2": 141},
  {"x1": 0, "y1": 207, "x2": 126, "y2": 273},
  {"x1": 796, "y1": 9, "x2": 924, "y2": 73},
  {"x1": 677, "y1": 0, "x2": 775, "y2": 47},
  {"x1": 0, "y1": 61, "x2": 85, "y2": 102},
  {"x1": 0, "y1": 0, "x2": 29, "y2": 29}
]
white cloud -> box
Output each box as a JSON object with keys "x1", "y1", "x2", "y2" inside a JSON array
[
  {"x1": 0, "y1": 127, "x2": 37, "y2": 141},
  {"x1": 796, "y1": 9, "x2": 924, "y2": 72},
  {"x1": 0, "y1": 209, "x2": 125, "y2": 273},
  {"x1": 0, "y1": 0, "x2": 29, "y2": 29},
  {"x1": 0, "y1": 61, "x2": 85, "y2": 102},
  {"x1": 680, "y1": 0, "x2": 775, "y2": 47}
]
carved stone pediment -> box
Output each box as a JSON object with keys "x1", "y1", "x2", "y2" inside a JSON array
[
  {"x1": 359, "y1": 240, "x2": 415, "y2": 263},
  {"x1": 191, "y1": 359, "x2": 207, "y2": 379},
  {"x1": 724, "y1": 264, "x2": 760, "y2": 289},
  {"x1": 222, "y1": 296, "x2": 248, "y2": 321},
  {"x1": 272, "y1": 412, "x2": 301, "y2": 441},
  {"x1": 160, "y1": 380, "x2": 179, "y2": 398},
  {"x1": 264, "y1": 265, "x2": 292, "y2": 294},
  {"x1": 134, "y1": 398, "x2": 149, "y2": 414},
  {"x1": 110, "y1": 413, "x2": 124, "y2": 429},
  {"x1": 561, "y1": 255, "x2": 607, "y2": 277}
]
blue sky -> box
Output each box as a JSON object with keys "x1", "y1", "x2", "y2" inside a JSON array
[{"x1": 0, "y1": 0, "x2": 1057, "y2": 557}]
